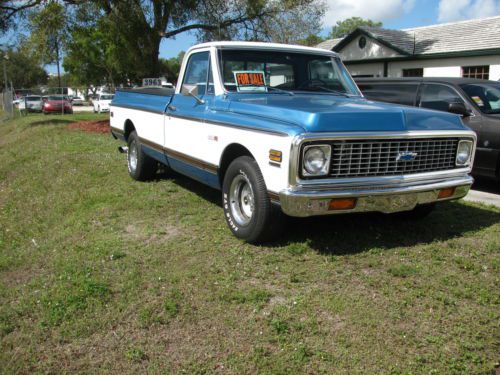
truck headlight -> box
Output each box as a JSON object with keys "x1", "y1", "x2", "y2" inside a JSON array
[
  {"x1": 456, "y1": 140, "x2": 473, "y2": 166},
  {"x1": 302, "y1": 145, "x2": 331, "y2": 176}
]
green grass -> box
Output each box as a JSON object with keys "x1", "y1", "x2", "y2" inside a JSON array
[{"x1": 0, "y1": 113, "x2": 499, "y2": 374}]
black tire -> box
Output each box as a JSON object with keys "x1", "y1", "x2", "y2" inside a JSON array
[
  {"x1": 127, "y1": 130, "x2": 156, "y2": 181},
  {"x1": 222, "y1": 156, "x2": 284, "y2": 243},
  {"x1": 391, "y1": 203, "x2": 436, "y2": 220}
]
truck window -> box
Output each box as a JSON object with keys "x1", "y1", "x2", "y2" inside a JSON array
[
  {"x1": 182, "y1": 51, "x2": 209, "y2": 96},
  {"x1": 419, "y1": 84, "x2": 464, "y2": 112},
  {"x1": 358, "y1": 83, "x2": 418, "y2": 106}
]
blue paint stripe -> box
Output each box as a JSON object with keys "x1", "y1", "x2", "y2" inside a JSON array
[{"x1": 168, "y1": 156, "x2": 220, "y2": 190}]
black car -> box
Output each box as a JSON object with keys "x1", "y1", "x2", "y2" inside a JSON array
[{"x1": 355, "y1": 77, "x2": 500, "y2": 180}]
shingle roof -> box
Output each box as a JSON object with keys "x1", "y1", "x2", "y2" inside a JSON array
[
  {"x1": 317, "y1": 16, "x2": 500, "y2": 56},
  {"x1": 315, "y1": 38, "x2": 343, "y2": 51}
]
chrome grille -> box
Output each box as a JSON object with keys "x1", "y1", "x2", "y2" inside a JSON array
[{"x1": 327, "y1": 138, "x2": 459, "y2": 178}]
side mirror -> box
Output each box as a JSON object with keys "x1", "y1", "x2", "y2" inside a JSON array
[
  {"x1": 181, "y1": 85, "x2": 205, "y2": 105},
  {"x1": 448, "y1": 102, "x2": 472, "y2": 117}
]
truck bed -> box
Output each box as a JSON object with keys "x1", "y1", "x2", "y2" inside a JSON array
[{"x1": 112, "y1": 87, "x2": 173, "y2": 114}]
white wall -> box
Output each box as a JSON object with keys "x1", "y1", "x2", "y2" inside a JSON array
[
  {"x1": 424, "y1": 66, "x2": 461, "y2": 77},
  {"x1": 346, "y1": 62, "x2": 385, "y2": 77},
  {"x1": 339, "y1": 36, "x2": 402, "y2": 61},
  {"x1": 490, "y1": 65, "x2": 500, "y2": 80},
  {"x1": 386, "y1": 55, "x2": 500, "y2": 79}
]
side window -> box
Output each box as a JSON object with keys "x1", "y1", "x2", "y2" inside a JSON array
[
  {"x1": 182, "y1": 51, "x2": 209, "y2": 96},
  {"x1": 309, "y1": 59, "x2": 342, "y2": 91},
  {"x1": 419, "y1": 84, "x2": 463, "y2": 112},
  {"x1": 358, "y1": 84, "x2": 418, "y2": 106}
]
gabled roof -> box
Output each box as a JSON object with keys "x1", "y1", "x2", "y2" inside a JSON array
[
  {"x1": 317, "y1": 16, "x2": 500, "y2": 57},
  {"x1": 315, "y1": 38, "x2": 343, "y2": 51}
]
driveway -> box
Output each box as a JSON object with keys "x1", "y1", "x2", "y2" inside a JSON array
[
  {"x1": 465, "y1": 177, "x2": 500, "y2": 207},
  {"x1": 72, "y1": 105, "x2": 94, "y2": 112}
]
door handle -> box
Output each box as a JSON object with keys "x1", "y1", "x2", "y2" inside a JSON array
[{"x1": 167, "y1": 104, "x2": 176, "y2": 111}]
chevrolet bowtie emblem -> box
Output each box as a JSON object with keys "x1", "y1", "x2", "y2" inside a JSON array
[{"x1": 396, "y1": 151, "x2": 418, "y2": 162}]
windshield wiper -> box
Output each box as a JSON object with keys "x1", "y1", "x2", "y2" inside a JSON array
[
  {"x1": 307, "y1": 86, "x2": 350, "y2": 97},
  {"x1": 265, "y1": 86, "x2": 294, "y2": 96}
]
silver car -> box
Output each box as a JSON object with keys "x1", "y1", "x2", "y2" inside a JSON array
[{"x1": 25, "y1": 95, "x2": 43, "y2": 112}]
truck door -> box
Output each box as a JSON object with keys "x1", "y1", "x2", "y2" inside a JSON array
[{"x1": 164, "y1": 50, "x2": 215, "y2": 183}]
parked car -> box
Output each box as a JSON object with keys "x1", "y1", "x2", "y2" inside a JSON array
[
  {"x1": 110, "y1": 42, "x2": 476, "y2": 243},
  {"x1": 24, "y1": 95, "x2": 43, "y2": 112},
  {"x1": 70, "y1": 96, "x2": 84, "y2": 106},
  {"x1": 93, "y1": 93, "x2": 114, "y2": 113},
  {"x1": 355, "y1": 78, "x2": 500, "y2": 180},
  {"x1": 42, "y1": 95, "x2": 73, "y2": 114}
]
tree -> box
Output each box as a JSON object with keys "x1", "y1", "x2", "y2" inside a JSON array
[
  {"x1": 68, "y1": 0, "x2": 325, "y2": 83},
  {"x1": 0, "y1": 0, "x2": 42, "y2": 34},
  {"x1": 158, "y1": 51, "x2": 185, "y2": 84},
  {"x1": 329, "y1": 17, "x2": 382, "y2": 39},
  {"x1": 63, "y1": 17, "x2": 125, "y2": 90},
  {"x1": 296, "y1": 34, "x2": 324, "y2": 47},
  {"x1": 3, "y1": 46, "x2": 48, "y2": 88},
  {"x1": 28, "y1": 1, "x2": 67, "y2": 88}
]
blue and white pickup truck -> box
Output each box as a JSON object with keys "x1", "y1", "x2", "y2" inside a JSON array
[{"x1": 110, "y1": 41, "x2": 476, "y2": 243}]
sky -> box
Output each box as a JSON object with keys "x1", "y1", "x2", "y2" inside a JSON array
[
  {"x1": 159, "y1": 0, "x2": 500, "y2": 60},
  {"x1": 4, "y1": 0, "x2": 499, "y2": 73}
]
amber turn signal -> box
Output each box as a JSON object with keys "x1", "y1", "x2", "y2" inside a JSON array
[
  {"x1": 438, "y1": 187, "x2": 456, "y2": 199},
  {"x1": 328, "y1": 198, "x2": 357, "y2": 211},
  {"x1": 269, "y1": 149, "x2": 282, "y2": 163}
]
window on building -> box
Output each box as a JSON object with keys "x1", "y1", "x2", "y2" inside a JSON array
[
  {"x1": 402, "y1": 68, "x2": 423, "y2": 77},
  {"x1": 462, "y1": 65, "x2": 489, "y2": 80}
]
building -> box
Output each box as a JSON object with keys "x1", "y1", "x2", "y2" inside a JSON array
[{"x1": 316, "y1": 16, "x2": 500, "y2": 80}]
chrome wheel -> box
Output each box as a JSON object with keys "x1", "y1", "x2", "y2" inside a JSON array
[
  {"x1": 128, "y1": 139, "x2": 138, "y2": 173},
  {"x1": 229, "y1": 174, "x2": 255, "y2": 226}
]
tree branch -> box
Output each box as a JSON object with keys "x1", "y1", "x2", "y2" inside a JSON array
[{"x1": 158, "y1": 11, "x2": 268, "y2": 39}]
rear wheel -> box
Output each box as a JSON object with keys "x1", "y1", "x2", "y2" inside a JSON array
[
  {"x1": 127, "y1": 131, "x2": 156, "y2": 181},
  {"x1": 222, "y1": 156, "x2": 284, "y2": 243}
]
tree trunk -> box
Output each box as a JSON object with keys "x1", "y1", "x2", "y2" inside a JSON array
[{"x1": 149, "y1": 34, "x2": 162, "y2": 77}]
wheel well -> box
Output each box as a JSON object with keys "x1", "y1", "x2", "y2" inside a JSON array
[
  {"x1": 218, "y1": 144, "x2": 254, "y2": 185},
  {"x1": 124, "y1": 120, "x2": 135, "y2": 141}
]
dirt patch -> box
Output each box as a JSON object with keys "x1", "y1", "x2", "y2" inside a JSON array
[
  {"x1": 124, "y1": 223, "x2": 182, "y2": 244},
  {"x1": 67, "y1": 120, "x2": 110, "y2": 134}
]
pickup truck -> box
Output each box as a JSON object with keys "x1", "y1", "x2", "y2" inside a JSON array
[{"x1": 110, "y1": 41, "x2": 476, "y2": 243}]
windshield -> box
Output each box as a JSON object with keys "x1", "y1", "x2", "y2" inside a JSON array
[
  {"x1": 26, "y1": 96, "x2": 41, "y2": 101},
  {"x1": 218, "y1": 49, "x2": 360, "y2": 95},
  {"x1": 460, "y1": 83, "x2": 500, "y2": 114},
  {"x1": 100, "y1": 95, "x2": 114, "y2": 100}
]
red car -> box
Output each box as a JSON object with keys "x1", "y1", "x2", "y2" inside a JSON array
[{"x1": 42, "y1": 95, "x2": 73, "y2": 114}]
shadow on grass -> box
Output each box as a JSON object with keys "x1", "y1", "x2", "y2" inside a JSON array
[
  {"x1": 282, "y1": 203, "x2": 500, "y2": 254},
  {"x1": 164, "y1": 171, "x2": 500, "y2": 254},
  {"x1": 29, "y1": 118, "x2": 75, "y2": 127}
]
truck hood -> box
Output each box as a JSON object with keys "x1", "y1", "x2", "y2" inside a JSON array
[{"x1": 226, "y1": 94, "x2": 469, "y2": 134}]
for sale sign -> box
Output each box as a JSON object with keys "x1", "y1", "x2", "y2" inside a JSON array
[{"x1": 233, "y1": 71, "x2": 267, "y2": 92}]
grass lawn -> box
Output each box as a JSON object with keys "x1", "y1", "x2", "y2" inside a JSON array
[{"x1": 0, "y1": 113, "x2": 499, "y2": 374}]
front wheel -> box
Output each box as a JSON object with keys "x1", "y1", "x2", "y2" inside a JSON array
[{"x1": 222, "y1": 156, "x2": 284, "y2": 243}]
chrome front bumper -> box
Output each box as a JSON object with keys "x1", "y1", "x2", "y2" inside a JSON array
[{"x1": 279, "y1": 176, "x2": 473, "y2": 217}]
